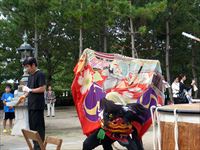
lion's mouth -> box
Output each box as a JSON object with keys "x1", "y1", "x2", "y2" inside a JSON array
[
  {"x1": 101, "y1": 117, "x2": 133, "y2": 134},
  {"x1": 106, "y1": 132, "x2": 130, "y2": 143}
]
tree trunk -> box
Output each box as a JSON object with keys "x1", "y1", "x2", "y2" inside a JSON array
[
  {"x1": 79, "y1": 27, "x2": 83, "y2": 57},
  {"x1": 46, "y1": 51, "x2": 53, "y2": 86},
  {"x1": 165, "y1": 20, "x2": 173, "y2": 101},
  {"x1": 129, "y1": 0, "x2": 138, "y2": 58},
  {"x1": 98, "y1": 34, "x2": 102, "y2": 51},
  {"x1": 47, "y1": 73, "x2": 52, "y2": 86},
  {"x1": 130, "y1": 17, "x2": 137, "y2": 58},
  {"x1": 103, "y1": 28, "x2": 107, "y2": 52},
  {"x1": 34, "y1": 12, "x2": 38, "y2": 60},
  {"x1": 79, "y1": 1, "x2": 83, "y2": 58},
  {"x1": 191, "y1": 45, "x2": 198, "y2": 98}
]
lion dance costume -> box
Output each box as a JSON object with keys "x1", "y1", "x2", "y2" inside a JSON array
[{"x1": 71, "y1": 49, "x2": 164, "y2": 150}]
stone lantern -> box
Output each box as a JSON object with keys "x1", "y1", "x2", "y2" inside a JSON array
[
  {"x1": 9, "y1": 31, "x2": 34, "y2": 136},
  {"x1": 16, "y1": 31, "x2": 35, "y2": 84},
  {"x1": 17, "y1": 31, "x2": 35, "y2": 61}
]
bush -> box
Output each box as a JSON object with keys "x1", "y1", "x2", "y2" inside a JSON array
[{"x1": 54, "y1": 89, "x2": 73, "y2": 106}]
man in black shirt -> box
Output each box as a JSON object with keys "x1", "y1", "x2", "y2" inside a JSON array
[{"x1": 22, "y1": 57, "x2": 46, "y2": 150}]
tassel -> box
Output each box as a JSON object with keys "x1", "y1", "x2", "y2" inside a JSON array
[{"x1": 97, "y1": 128, "x2": 105, "y2": 142}]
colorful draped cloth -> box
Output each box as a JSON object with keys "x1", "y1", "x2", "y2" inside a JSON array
[{"x1": 71, "y1": 48, "x2": 164, "y2": 135}]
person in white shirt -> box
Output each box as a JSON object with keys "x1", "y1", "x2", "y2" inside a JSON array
[{"x1": 171, "y1": 77, "x2": 180, "y2": 104}]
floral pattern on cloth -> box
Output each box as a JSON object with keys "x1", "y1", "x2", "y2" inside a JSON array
[{"x1": 78, "y1": 68, "x2": 93, "y2": 95}]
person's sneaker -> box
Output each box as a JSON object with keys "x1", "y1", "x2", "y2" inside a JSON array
[{"x1": 3, "y1": 129, "x2": 7, "y2": 133}]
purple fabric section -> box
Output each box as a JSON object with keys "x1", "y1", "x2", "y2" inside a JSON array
[
  {"x1": 84, "y1": 83, "x2": 106, "y2": 122},
  {"x1": 137, "y1": 87, "x2": 158, "y2": 121}
]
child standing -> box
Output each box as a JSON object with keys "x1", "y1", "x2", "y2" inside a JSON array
[{"x1": 1, "y1": 84, "x2": 15, "y2": 133}]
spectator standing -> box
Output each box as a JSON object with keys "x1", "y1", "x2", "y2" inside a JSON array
[{"x1": 45, "y1": 85, "x2": 56, "y2": 117}]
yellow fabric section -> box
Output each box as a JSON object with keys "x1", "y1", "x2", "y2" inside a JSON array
[{"x1": 105, "y1": 92, "x2": 131, "y2": 105}]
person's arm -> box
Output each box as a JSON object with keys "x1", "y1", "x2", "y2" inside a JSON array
[
  {"x1": 23, "y1": 72, "x2": 46, "y2": 94},
  {"x1": 1, "y1": 93, "x2": 4, "y2": 101},
  {"x1": 33, "y1": 72, "x2": 46, "y2": 93},
  {"x1": 31, "y1": 85, "x2": 46, "y2": 93},
  {"x1": 18, "y1": 85, "x2": 45, "y2": 105},
  {"x1": 182, "y1": 83, "x2": 192, "y2": 91},
  {"x1": 22, "y1": 85, "x2": 45, "y2": 94}
]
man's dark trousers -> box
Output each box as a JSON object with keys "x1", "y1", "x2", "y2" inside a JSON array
[{"x1": 28, "y1": 110, "x2": 45, "y2": 150}]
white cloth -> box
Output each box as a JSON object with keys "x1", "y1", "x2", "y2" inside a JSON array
[
  {"x1": 11, "y1": 106, "x2": 29, "y2": 136},
  {"x1": 47, "y1": 103, "x2": 55, "y2": 116},
  {"x1": 193, "y1": 84, "x2": 198, "y2": 92},
  {"x1": 6, "y1": 100, "x2": 18, "y2": 106},
  {"x1": 11, "y1": 90, "x2": 29, "y2": 136},
  {"x1": 22, "y1": 86, "x2": 32, "y2": 93},
  {"x1": 172, "y1": 82, "x2": 180, "y2": 98}
]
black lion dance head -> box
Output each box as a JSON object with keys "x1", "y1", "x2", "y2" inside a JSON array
[{"x1": 100, "y1": 98, "x2": 148, "y2": 142}]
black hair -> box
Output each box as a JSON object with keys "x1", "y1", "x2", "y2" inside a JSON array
[
  {"x1": 23, "y1": 57, "x2": 38, "y2": 67},
  {"x1": 178, "y1": 74, "x2": 186, "y2": 82},
  {"x1": 47, "y1": 85, "x2": 52, "y2": 90},
  {"x1": 6, "y1": 84, "x2": 12, "y2": 89}
]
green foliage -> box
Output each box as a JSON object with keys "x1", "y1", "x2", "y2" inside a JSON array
[
  {"x1": 0, "y1": 83, "x2": 7, "y2": 96},
  {"x1": 138, "y1": 26, "x2": 147, "y2": 35},
  {"x1": 133, "y1": 0, "x2": 167, "y2": 20},
  {"x1": 0, "y1": 0, "x2": 199, "y2": 96}
]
